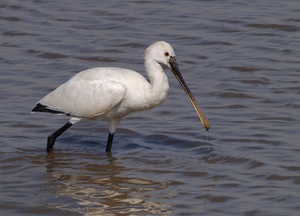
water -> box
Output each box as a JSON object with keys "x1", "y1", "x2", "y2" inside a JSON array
[{"x1": 1, "y1": 0, "x2": 299, "y2": 215}]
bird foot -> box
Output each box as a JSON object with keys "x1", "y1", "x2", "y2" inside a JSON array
[{"x1": 47, "y1": 135, "x2": 56, "y2": 153}]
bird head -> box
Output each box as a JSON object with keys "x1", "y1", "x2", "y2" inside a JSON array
[
  {"x1": 144, "y1": 41, "x2": 211, "y2": 131},
  {"x1": 144, "y1": 41, "x2": 176, "y2": 68}
]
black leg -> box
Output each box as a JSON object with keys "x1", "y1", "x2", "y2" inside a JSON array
[
  {"x1": 47, "y1": 122, "x2": 73, "y2": 153},
  {"x1": 106, "y1": 132, "x2": 114, "y2": 152}
]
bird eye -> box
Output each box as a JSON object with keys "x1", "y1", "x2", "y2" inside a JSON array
[{"x1": 164, "y1": 52, "x2": 169, "y2": 57}]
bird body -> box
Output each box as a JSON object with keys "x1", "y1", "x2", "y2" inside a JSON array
[
  {"x1": 32, "y1": 41, "x2": 210, "y2": 152},
  {"x1": 39, "y1": 67, "x2": 167, "y2": 117}
]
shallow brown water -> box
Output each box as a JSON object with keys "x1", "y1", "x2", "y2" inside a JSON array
[{"x1": 1, "y1": 0, "x2": 300, "y2": 215}]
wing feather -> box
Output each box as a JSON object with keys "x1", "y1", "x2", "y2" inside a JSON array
[{"x1": 38, "y1": 78, "x2": 126, "y2": 118}]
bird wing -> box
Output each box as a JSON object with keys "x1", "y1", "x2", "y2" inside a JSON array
[{"x1": 39, "y1": 79, "x2": 126, "y2": 118}]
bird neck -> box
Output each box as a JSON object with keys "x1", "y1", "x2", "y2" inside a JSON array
[{"x1": 144, "y1": 58, "x2": 169, "y2": 106}]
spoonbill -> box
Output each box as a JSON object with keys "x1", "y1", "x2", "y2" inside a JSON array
[{"x1": 32, "y1": 41, "x2": 210, "y2": 152}]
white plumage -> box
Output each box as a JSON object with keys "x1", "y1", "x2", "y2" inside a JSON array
[{"x1": 32, "y1": 41, "x2": 210, "y2": 152}]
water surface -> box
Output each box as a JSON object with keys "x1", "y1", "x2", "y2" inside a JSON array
[{"x1": 1, "y1": 0, "x2": 300, "y2": 215}]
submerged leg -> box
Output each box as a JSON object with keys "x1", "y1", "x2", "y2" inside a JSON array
[
  {"x1": 47, "y1": 121, "x2": 73, "y2": 152},
  {"x1": 106, "y1": 119, "x2": 121, "y2": 152},
  {"x1": 106, "y1": 132, "x2": 114, "y2": 152}
]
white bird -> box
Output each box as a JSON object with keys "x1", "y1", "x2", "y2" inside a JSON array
[{"x1": 32, "y1": 41, "x2": 210, "y2": 152}]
